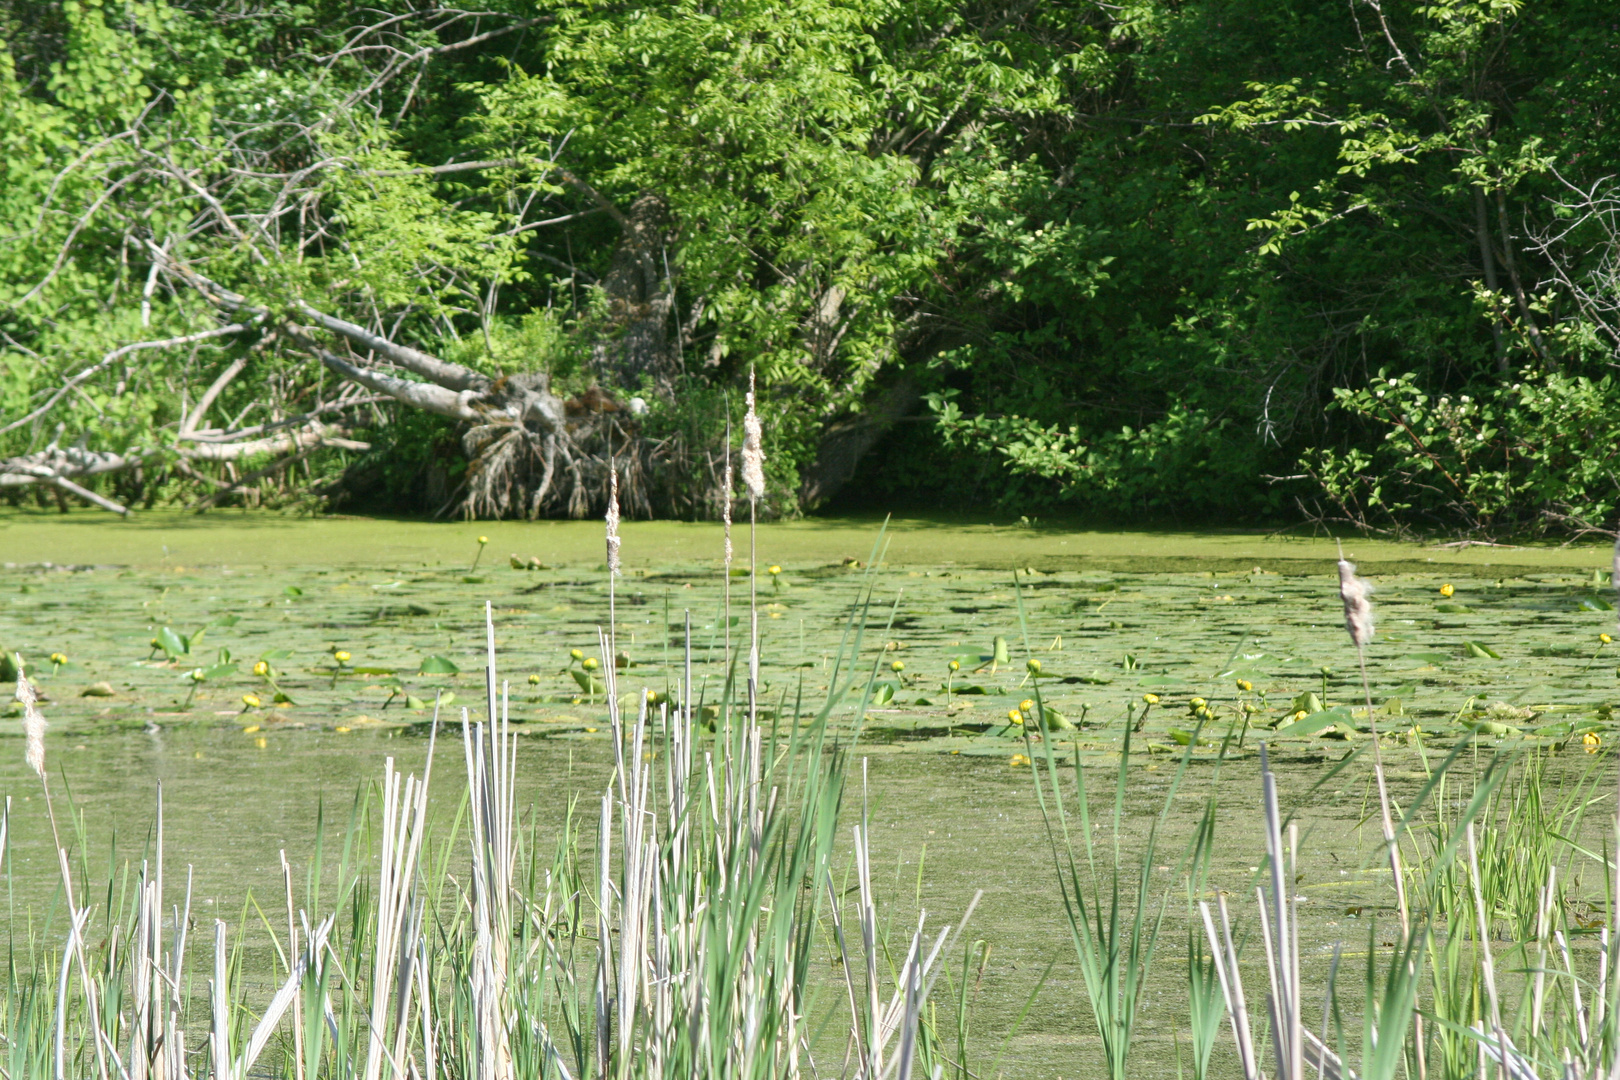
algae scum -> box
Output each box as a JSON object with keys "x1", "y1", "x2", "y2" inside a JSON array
[{"x1": 3, "y1": 550, "x2": 1618, "y2": 753}]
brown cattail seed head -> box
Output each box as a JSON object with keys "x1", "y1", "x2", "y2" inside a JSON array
[
  {"x1": 1612, "y1": 535, "x2": 1620, "y2": 633},
  {"x1": 1337, "y1": 557, "x2": 1375, "y2": 647},
  {"x1": 15, "y1": 674, "x2": 45, "y2": 780},
  {"x1": 722, "y1": 453, "x2": 734, "y2": 565},
  {"x1": 605, "y1": 467, "x2": 622, "y2": 576},
  {"x1": 742, "y1": 374, "x2": 766, "y2": 500}
]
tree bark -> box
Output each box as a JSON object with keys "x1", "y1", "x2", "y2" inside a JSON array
[{"x1": 798, "y1": 376, "x2": 922, "y2": 509}]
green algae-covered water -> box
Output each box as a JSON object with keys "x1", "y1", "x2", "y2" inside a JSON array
[{"x1": 1, "y1": 508, "x2": 1616, "y2": 1078}]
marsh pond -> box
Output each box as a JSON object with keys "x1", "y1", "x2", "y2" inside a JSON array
[{"x1": 1, "y1": 509, "x2": 1617, "y2": 1079}]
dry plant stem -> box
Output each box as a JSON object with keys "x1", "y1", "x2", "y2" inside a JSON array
[
  {"x1": 1355, "y1": 642, "x2": 1425, "y2": 1080},
  {"x1": 1467, "y1": 824, "x2": 1510, "y2": 1080}
]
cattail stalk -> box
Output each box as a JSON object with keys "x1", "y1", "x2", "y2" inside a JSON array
[
  {"x1": 723, "y1": 417, "x2": 733, "y2": 670},
  {"x1": 1337, "y1": 542, "x2": 1425, "y2": 1080},
  {"x1": 744, "y1": 372, "x2": 764, "y2": 715},
  {"x1": 607, "y1": 462, "x2": 621, "y2": 662}
]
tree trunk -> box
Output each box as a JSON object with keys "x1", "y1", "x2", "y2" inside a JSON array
[
  {"x1": 798, "y1": 377, "x2": 921, "y2": 509},
  {"x1": 594, "y1": 193, "x2": 675, "y2": 387}
]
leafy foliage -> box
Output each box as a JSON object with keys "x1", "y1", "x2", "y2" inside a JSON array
[{"x1": 2, "y1": 0, "x2": 1620, "y2": 527}]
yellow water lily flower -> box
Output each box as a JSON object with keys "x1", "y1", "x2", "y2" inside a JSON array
[
  {"x1": 1603, "y1": 634, "x2": 1613, "y2": 645},
  {"x1": 1236, "y1": 679, "x2": 1253, "y2": 692},
  {"x1": 49, "y1": 652, "x2": 67, "y2": 666},
  {"x1": 582, "y1": 657, "x2": 599, "y2": 671},
  {"x1": 528, "y1": 673, "x2": 541, "y2": 685},
  {"x1": 253, "y1": 660, "x2": 270, "y2": 677},
  {"x1": 1189, "y1": 697, "x2": 1207, "y2": 709},
  {"x1": 891, "y1": 660, "x2": 905, "y2": 673},
  {"x1": 1009, "y1": 754, "x2": 1031, "y2": 768},
  {"x1": 1291, "y1": 710, "x2": 1308, "y2": 723},
  {"x1": 768, "y1": 565, "x2": 782, "y2": 575},
  {"x1": 1440, "y1": 583, "x2": 1455, "y2": 598},
  {"x1": 570, "y1": 648, "x2": 584, "y2": 661},
  {"x1": 1142, "y1": 693, "x2": 1159, "y2": 705},
  {"x1": 1584, "y1": 731, "x2": 1602, "y2": 753},
  {"x1": 1026, "y1": 658, "x2": 1042, "y2": 674},
  {"x1": 948, "y1": 659, "x2": 961, "y2": 672},
  {"x1": 242, "y1": 693, "x2": 261, "y2": 708},
  {"x1": 334, "y1": 650, "x2": 351, "y2": 663},
  {"x1": 477, "y1": 536, "x2": 489, "y2": 546},
  {"x1": 1008, "y1": 709, "x2": 1024, "y2": 724}
]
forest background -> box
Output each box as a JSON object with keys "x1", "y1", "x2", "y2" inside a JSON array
[{"x1": 4, "y1": 0, "x2": 1620, "y2": 536}]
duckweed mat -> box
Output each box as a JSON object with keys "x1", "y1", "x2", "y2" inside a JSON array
[{"x1": 4, "y1": 539, "x2": 1618, "y2": 758}]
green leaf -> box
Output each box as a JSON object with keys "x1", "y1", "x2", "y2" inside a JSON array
[
  {"x1": 1274, "y1": 711, "x2": 1339, "y2": 738},
  {"x1": 199, "y1": 662, "x2": 237, "y2": 681},
  {"x1": 570, "y1": 670, "x2": 606, "y2": 694},
  {"x1": 868, "y1": 682, "x2": 895, "y2": 706},
  {"x1": 1463, "y1": 640, "x2": 1501, "y2": 659},
  {"x1": 352, "y1": 665, "x2": 397, "y2": 675},
  {"x1": 1435, "y1": 603, "x2": 1472, "y2": 613},
  {"x1": 418, "y1": 655, "x2": 460, "y2": 675},
  {"x1": 284, "y1": 586, "x2": 303, "y2": 598},
  {"x1": 1291, "y1": 691, "x2": 1325, "y2": 714},
  {"x1": 157, "y1": 626, "x2": 188, "y2": 657}
]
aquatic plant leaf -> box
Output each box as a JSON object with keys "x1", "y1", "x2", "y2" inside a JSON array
[
  {"x1": 1435, "y1": 603, "x2": 1473, "y2": 613},
  {"x1": 570, "y1": 670, "x2": 606, "y2": 694},
  {"x1": 1291, "y1": 691, "x2": 1325, "y2": 714},
  {"x1": 418, "y1": 655, "x2": 460, "y2": 674},
  {"x1": 156, "y1": 626, "x2": 188, "y2": 657},
  {"x1": 1274, "y1": 711, "x2": 1338, "y2": 738},
  {"x1": 352, "y1": 666, "x2": 397, "y2": 676},
  {"x1": 1463, "y1": 640, "x2": 1501, "y2": 659}
]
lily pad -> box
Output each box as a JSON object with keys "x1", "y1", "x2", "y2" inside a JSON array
[{"x1": 418, "y1": 655, "x2": 461, "y2": 675}]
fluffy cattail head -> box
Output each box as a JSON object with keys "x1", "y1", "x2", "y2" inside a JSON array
[
  {"x1": 15, "y1": 673, "x2": 45, "y2": 780},
  {"x1": 721, "y1": 452, "x2": 734, "y2": 565},
  {"x1": 1612, "y1": 535, "x2": 1619, "y2": 632},
  {"x1": 605, "y1": 467, "x2": 622, "y2": 576},
  {"x1": 1337, "y1": 556, "x2": 1375, "y2": 648},
  {"x1": 742, "y1": 373, "x2": 766, "y2": 501}
]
